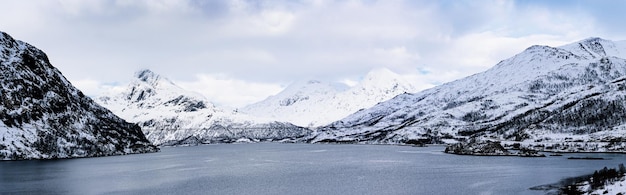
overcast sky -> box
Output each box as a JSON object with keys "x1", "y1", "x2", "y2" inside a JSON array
[{"x1": 1, "y1": 0, "x2": 625, "y2": 108}]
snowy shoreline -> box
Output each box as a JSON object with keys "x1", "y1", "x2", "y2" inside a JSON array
[{"x1": 531, "y1": 165, "x2": 626, "y2": 195}]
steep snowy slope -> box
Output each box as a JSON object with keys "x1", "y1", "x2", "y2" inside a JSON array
[
  {"x1": 241, "y1": 68, "x2": 417, "y2": 127},
  {"x1": 0, "y1": 31, "x2": 158, "y2": 160},
  {"x1": 312, "y1": 38, "x2": 626, "y2": 151},
  {"x1": 96, "y1": 70, "x2": 310, "y2": 146}
]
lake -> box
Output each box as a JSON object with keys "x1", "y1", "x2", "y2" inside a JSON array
[{"x1": 1, "y1": 143, "x2": 625, "y2": 194}]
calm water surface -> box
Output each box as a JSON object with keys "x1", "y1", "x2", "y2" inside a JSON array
[{"x1": 2, "y1": 144, "x2": 625, "y2": 195}]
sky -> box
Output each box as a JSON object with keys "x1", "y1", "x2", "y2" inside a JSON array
[{"x1": 1, "y1": 0, "x2": 626, "y2": 108}]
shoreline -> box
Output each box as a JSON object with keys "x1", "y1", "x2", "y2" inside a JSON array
[{"x1": 530, "y1": 164, "x2": 626, "y2": 194}]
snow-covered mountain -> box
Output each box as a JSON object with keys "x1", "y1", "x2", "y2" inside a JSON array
[
  {"x1": 96, "y1": 70, "x2": 310, "y2": 146},
  {"x1": 0, "y1": 31, "x2": 158, "y2": 160},
  {"x1": 241, "y1": 68, "x2": 417, "y2": 127},
  {"x1": 311, "y1": 37, "x2": 626, "y2": 151}
]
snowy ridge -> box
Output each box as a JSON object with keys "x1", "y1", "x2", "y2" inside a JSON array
[
  {"x1": 311, "y1": 37, "x2": 626, "y2": 151},
  {"x1": 241, "y1": 68, "x2": 417, "y2": 127},
  {"x1": 0, "y1": 31, "x2": 158, "y2": 160},
  {"x1": 97, "y1": 69, "x2": 219, "y2": 122},
  {"x1": 96, "y1": 70, "x2": 310, "y2": 146}
]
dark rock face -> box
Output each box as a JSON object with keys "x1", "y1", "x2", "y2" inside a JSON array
[{"x1": 0, "y1": 31, "x2": 158, "y2": 160}]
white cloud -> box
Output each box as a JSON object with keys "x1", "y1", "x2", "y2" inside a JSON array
[
  {"x1": 176, "y1": 73, "x2": 284, "y2": 108},
  {"x1": 0, "y1": 0, "x2": 621, "y2": 108},
  {"x1": 218, "y1": 8, "x2": 296, "y2": 37},
  {"x1": 373, "y1": 46, "x2": 420, "y2": 71},
  {"x1": 71, "y1": 79, "x2": 125, "y2": 97},
  {"x1": 71, "y1": 79, "x2": 103, "y2": 96}
]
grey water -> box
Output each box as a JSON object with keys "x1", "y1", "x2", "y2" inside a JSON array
[{"x1": 2, "y1": 144, "x2": 625, "y2": 195}]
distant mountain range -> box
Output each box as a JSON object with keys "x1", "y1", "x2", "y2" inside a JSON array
[
  {"x1": 0, "y1": 31, "x2": 158, "y2": 160},
  {"x1": 241, "y1": 68, "x2": 417, "y2": 127},
  {"x1": 96, "y1": 70, "x2": 310, "y2": 146},
  {"x1": 95, "y1": 37, "x2": 626, "y2": 152},
  {"x1": 310, "y1": 37, "x2": 626, "y2": 152}
]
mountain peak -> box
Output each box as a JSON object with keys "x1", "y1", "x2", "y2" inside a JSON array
[
  {"x1": 577, "y1": 37, "x2": 612, "y2": 52},
  {"x1": 100, "y1": 69, "x2": 217, "y2": 113},
  {"x1": 581, "y1": 37, "x2": 607, "y2": 43},
  {"x1": 135, "y1": 69, "x2": 162, "y2": 83},
  {"x1": 0, "y1": 31, "x2": 14, "y2": 43},
  {"x1": 358, "y1": 68, "x2": 415, "y2": 93},
  {"x1": 361, "y1": 68, "x2": 410, "y2": 87},
  {"x1": 558, "y1": 37, "x2": 623, "y2": 59},
  {"x1": 0, "y1": 31, "x2": 10, "y2": 42},
  {"x1": 130, "y1": 69, "x2": 180, "y2": 91},
  {"x1": 0, "y1": 31, "x2": 29, "y2": 57},
  {"x1": 524, "y1": 45, "x2": 550, "y2": 51}
]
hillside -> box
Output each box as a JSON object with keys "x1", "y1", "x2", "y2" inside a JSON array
[
  {"x1": 311, "y1": 38, "x2": 626, "y2": 152},
  {"x1": 0, "y1": 31, "x2": 158, "y2": 160}
]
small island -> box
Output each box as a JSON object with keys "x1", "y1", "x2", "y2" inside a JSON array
[{"x1": 567, "y1": 157, "x2": 605, "y2": 160}]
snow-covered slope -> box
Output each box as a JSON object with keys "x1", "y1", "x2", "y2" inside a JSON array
[
  {"x1": 0, "y1": 31, "x2": 158, "y2": 160},
  {"x1": 241, "y1": 68, "x2": 417, "y2": 127},
  {"x1": 312, "y1": 37, "x2": 626, "y2": 150},
  {"x1": 96, "y1": 70, "x2": 310, "y2": 146}
]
